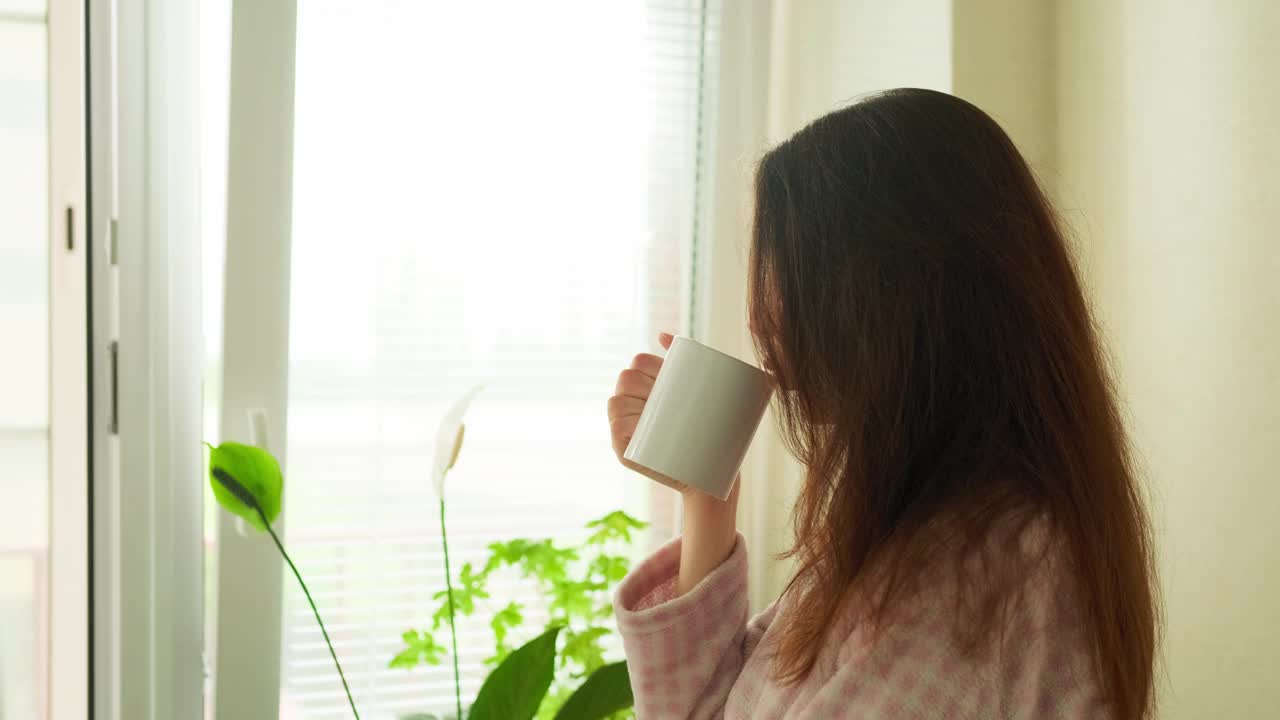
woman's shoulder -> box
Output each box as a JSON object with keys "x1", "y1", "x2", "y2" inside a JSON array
[
  {"x1": 824, "y1": 513, "x2": 1107, "y2": 715},
  {"x1": 943, "y1": 510, "x2": 1085, "y2": 631},
  {"x1": 826, "y1": 510, "x2": 1086, "y2": 663}
]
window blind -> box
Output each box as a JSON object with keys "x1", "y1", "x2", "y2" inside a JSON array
[{"x1": 275, "y1": 2, "x2": 723, "y2": 717}]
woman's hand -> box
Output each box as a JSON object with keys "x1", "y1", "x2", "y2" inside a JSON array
[
  {"x1": 608, "y1": 332, "x2": 688, "y2": 492},
  {"x1": 608, "y1": 331, "x2": 740, "y2": 596},
  {"x1": 607, "y1": 334, "x2": 667, "y2": 465}
]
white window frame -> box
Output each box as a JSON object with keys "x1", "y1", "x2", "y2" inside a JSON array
[
  {"x1": 210, "y1": 1, "x2": 298, "y2": 718},
  {"x1": 47, "y1": 0, "x2": 90, "y2": 717},
  {"x1": 87, "y1": 1, "x2": 729, "y2": 717}
]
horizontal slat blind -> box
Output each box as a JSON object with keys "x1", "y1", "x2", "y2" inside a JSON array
[{"x1": 278, "y1": 2, "x2": 722, "y2": 717}]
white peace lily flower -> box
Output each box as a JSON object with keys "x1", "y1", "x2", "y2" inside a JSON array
[{"x1": 432, "y1": 384, "x2": 485, "y2": 498}]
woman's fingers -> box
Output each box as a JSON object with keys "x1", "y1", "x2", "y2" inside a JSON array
[
  {"x1": 629, "y1": 352, "x2": 663, "y2": 379},
  {"x1": 614, "y1": 368, "x2": 655, "y2": 400},
  {"x1": 608, "y1": 336, "x2": 672, "y2": 464},
  {"x1": 607, "y1": 394, "x2": 646, "y2": 421},
  {"x1": 610, "y1": 414, "x2": 641, "y2": 457}
]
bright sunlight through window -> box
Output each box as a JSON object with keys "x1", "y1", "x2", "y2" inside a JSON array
[{"x1": 202, "y1": 2, "x2": 721, "y2": 718}]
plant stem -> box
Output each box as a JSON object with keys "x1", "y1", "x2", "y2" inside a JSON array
[
  {"x1": 440, "y1": 498, "x2": 464, "y2": 720},
  {"x1": 257, "y1": 507, "x2": 361, "y2": 720}
]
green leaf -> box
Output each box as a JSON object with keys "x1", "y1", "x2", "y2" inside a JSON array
[
  {"x1": 583, "y1": 511, "x2": 648, "y2": 547},
  {"x1": 483, "y1": 646, "x2": 512, "y2": 669},
  {"x1": 484, "y1": 539, "x2": 533, "y2": 574},
  {"x1": 548, "y1": 580, "x2": 598, "y2": 623},
  {"x1": 485, "y1": 601, "x2": 524, "y2": 666},
  {"x1": 537, "y1": 685, "x2": 576, "y2": 720},
  {"x1": 553, "y1": 662, "x2": 634, "y2": 720},
  {"x1": 491, "y1": 601, "x2": 524, "y2": 649},
  {"x1": 388, "y1": 648, "x2": 418, "y2": 669},
  {"x1": 390, "y1": 629, "x2": 445, "y2": 669},
  {"x1": 487, "y1": 539, "x2": 580, "y2": 586},
  {"x1": 587, "y1": 555, "x2": 630, "y2": 584},
  {"x1": 559, "y1": 627, "x2": 610, "y2": 674},
  {"x1": 459, "y1": 562, "x2": 487, "y2": 594},
  {"x1": 430, "y1": 561, "x2": 490, "y2": 629},
  {"x1": 207, "y1": 441, "x2": 283, "y2": 531},
  {"x1": 468, "y1": 626, "x2": 562, "y2": 720}
]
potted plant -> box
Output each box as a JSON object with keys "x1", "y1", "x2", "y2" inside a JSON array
[{"x1": 205, "y1": 388, "x2": 640, "y2": 719}]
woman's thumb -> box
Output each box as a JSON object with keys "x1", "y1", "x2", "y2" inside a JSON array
[{"x1": 658, "y1": 332, "x2": 674, "y2": 350}]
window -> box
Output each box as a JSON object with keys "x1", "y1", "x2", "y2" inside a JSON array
[
  {"x1": 0, "y1": 4, "x2": 49, "y2": 719},
  {"x1": 202, "y1": 2, "x2": 721, "y2": 717}
]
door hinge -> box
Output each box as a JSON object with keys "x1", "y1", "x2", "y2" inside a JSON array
[{"x1": 108, "y1": 341, "x2": 119, "y2": 435}]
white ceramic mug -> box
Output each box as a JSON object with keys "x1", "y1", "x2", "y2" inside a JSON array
[{"x1": 623, "y1": 336, "x2": 774, "y2": 500}]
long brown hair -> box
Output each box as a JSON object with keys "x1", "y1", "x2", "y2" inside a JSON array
[{"x1": 749, "y1": 89, "x2": 1158, "y2": 717}]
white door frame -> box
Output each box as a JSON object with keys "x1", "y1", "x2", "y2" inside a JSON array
[
  {"x1": 87, "y1": 0, "x2": 298, "y2": 716},
  {"x1": 86, "y1": 0, "x2": 118, "y2": 713},
  {"x1": 89, "y1": 0, "x2": 206, "y2": 717}
]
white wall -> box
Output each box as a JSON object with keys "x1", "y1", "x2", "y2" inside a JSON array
[
  {"x1": 766, "y1": 0, "x2": 952, "y2": 143},
  {"x1": 1057, "y1": 1, "x2": 1280, "y2": 716}
]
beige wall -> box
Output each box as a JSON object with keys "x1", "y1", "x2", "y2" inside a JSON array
[
  {"x1": 1056, "y1": 1, "x2": 1280, "y2": 716},
  {"x1": 766, "y1": 0, "x2": 952, "y2": 142},
  {"x1": 952, "y1": 0, "x2": 1057, "y2": 190}
]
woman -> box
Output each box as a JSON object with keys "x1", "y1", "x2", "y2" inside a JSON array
[{"x1": 606, "y1": 89, "x2": 1158, "y2": 719}]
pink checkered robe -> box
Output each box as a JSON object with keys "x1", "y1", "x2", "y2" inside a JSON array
[{"x1": 615, "y1": 533, "x2": 1109, "y2": 719}]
